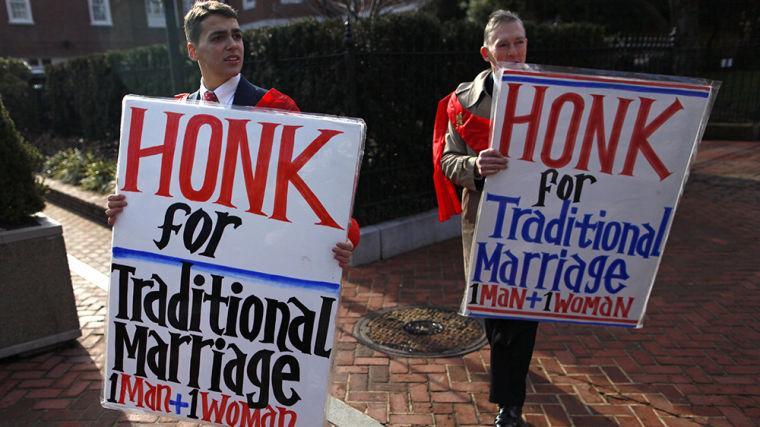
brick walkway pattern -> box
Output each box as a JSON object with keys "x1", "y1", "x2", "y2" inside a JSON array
[{"x1": 0, "y1": 140, "x2": 758, "y2": 426}]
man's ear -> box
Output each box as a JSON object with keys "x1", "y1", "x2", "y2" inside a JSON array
[
  {"x1": 480, "y1": 46, "x2": 491, "y2": 64},
  {"x1": 480, "y1": 46, "x2": 490, "y2": 63},
  {"x1": 187, "y1": 42, "x2": 197, "y2": 61}
]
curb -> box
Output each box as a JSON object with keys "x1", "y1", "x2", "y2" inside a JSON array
[
  {"x1": 351, "y1": 209, "x2": 461, "y2": 266},
  {"x1": 327, "y1": 396, "x2": 384, "y2": 427},
  {"x1": 705, "y1": 121, "x2": 760, "y2": 141},
  {"x1": 43, "y1": 178, "x2": 110, "y2": 226}
]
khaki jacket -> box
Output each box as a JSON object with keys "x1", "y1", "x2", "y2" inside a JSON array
[{"x1": 440, "y1": 69, "x2": 492, "y2": 277}]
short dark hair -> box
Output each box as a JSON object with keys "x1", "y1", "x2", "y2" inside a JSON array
[
  {"x1": 483, "y1": 10, "x2": 524, "y2": 45},
  {"x1": 184, "y1": 1, "x2": 238, "y2": 45}
]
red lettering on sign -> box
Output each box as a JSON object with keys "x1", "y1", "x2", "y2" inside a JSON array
[
  {"x1": 499, "y1": 86, "x2": 682, "y2": 179},
  {"x1": 499, "y1": 83, "x2": 548, "y2": 159},
  {"x1": 122, "y1": 108, "x2": 182, "y2": 195},
  {"x1": 249, "y1": 122, "x2": 278, "y2": 215},
  {"x1": 622, "y1": 97, "x2": 683, "y2": 180},
  {"x1": 215, "y1": 118, "x2": 251, "y2": 209},
  {"x1": 214, "y1": 121, "x2": 281, "y2": 216},
  {"x1": 179, "y1": 114, "x2": 223, "y2": 201},
  {"x1": 272, "y1": 126, "x2": 343, "y2": 229},
  {"x1": 122, "y1": 106, "x2": 347, "y2": 229},
  {"x1": 117, "y1": 372, "x2": 171, "y2": 412},
  {"x1": 576, "y1": 95, "x2": 633, "y2": 174},
  {"x1": 541, "y1": 92, "x2": 584, "y2": 168}
]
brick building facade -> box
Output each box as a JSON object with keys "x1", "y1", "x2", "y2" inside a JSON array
[{"x1": 0, "y1": 0, "x2": 314, "y2": 74}]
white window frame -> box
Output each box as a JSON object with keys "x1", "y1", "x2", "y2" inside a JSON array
[
  {"x1": 6, "y1": 0, "x2": 33, "y2": 24},
  {"x1": 88, "y1": 0, "x2": 113, "y2": 26},
  {"x1": 242, "y1": 0, "x2": 256, "y2": 9},
  {"x1": 145, "y1": 0, "x2": 166, "y2": 28}
]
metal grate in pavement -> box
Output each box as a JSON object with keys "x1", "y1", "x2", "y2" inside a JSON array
[{"x1": 353, "y1": 306, "x2": 487, "y2": 358}]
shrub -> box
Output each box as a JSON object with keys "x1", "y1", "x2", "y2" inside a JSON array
[
  {"x1": 44, "y1": 47, "x2": 198, "y2": 141},
  {"x1": 525, "y1": 22, "x2": 609, "y2": 68},
  {"x1": 44, "y1": 62, "x2": 80, "y2": 138},
  {"x1": 43, "y1": 148, "x2": 94, "y2": 185},
  {"x1": 80, "y1": 159, "x2": 116, "y2": 194},
  {"x1": 29, "y1": 134, "x2": 85, "y2": 157},
  {"x1": 0, "y1": 96, "x2": 45, "y2": 227},
  {"x1": 49, "y1": 54, "x2": 127, "y2": 140},
  {"x1": 0, "y1": 57, "x2": 43, "y2": 135},
  {"x1": 465, "y1": 0, "x2": 669, "y2": 34},
  {"x1": 241, "y1": 14, "x2": 613, "y2": 224},
  {"x1": 43, "y1": 147, "x2": 116, "y2": 194}
]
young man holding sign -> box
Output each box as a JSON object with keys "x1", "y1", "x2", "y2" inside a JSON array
[
  {"x1": 433, "y1": 10, "x2": 534, "y2": 427},
  {"x1": 106, "y1": 1, "x2": 358, "y2": 265},
  {"x1": 101, "y1": 2, "x2": 365, "y2": 424}
]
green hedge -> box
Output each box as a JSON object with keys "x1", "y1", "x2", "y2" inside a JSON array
[
  {"x1": 0, "y1": 96, "x2": 45, "y2": 226},
  {"x1": 40, "y1": 13, "x2": 608, "y2": 139},
  {"x1": 36, "y1": 13, "x2": 610, "y2": 225},
  {"x1": 465, "y1": 0, "x2": 670, "y2": 34},
  {"x1": 44, "y1": 45, "x2": 201, "y2": 140},
  {"x1": 0, "y1": 58, "x2": 44, "y2": 135},
  {"x1": 244, "y1": 15, "x2": 608, "y2": 223}
]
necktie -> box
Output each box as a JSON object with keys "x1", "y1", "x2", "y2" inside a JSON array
[{"x1": 203, "y1": 90, "x2": 219, "y2": 103}]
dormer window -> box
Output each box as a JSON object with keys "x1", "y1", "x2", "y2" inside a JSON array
[
  {"x1": 6, "y1": 0, "x2": 33, "y2": 24},
  {"x1": 89, "y1": 0, "x2": 113, "y2": 26}
]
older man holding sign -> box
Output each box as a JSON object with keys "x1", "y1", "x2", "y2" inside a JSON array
[
  {"x1": 101, "y1": 2, "x2": 363, "y2": 426},
  {"x1": 434, "y1": 9, "x2": 717, "y2": 427},
  {"x1": 462, "y1": 42, "x2": 718, "y2": 325},
  {"x1": 434, "y1": 11, "x2": 537, "y2": 426}
]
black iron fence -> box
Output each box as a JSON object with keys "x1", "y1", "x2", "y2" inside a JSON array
[
  {"x1": 253, "y1": 41, "x2": 759, "y2": 124},
  {"x1": 245, "y1": 39, "x2": 758, "y2": 224},
  {"x1": 13, "y1": 29, "x2": 758, "y2": 226}
]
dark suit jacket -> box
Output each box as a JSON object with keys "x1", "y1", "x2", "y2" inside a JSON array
[{"x1": 185, "y1": 76, "x2": 268, "y2": 107}]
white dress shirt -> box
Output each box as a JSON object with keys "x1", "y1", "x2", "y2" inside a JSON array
[{"x1": 199, "y1": 74, "x2": 241, "y2": 106}]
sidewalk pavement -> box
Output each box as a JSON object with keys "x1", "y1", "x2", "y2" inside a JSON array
[{"x1": 1, "y1": 140, "x2": 758, "y2": 426}]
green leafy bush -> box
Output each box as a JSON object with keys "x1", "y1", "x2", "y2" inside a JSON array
[
  {"x1": 43, "y1": 148, "x2": 115, "y2": 194},
  {"x1": 44, "y1": 148, "x2": 92, "y2": 184},
  {"x1": 0, "y1": 96, "x2": 45, "y2": 226},
  {"x1": 80, "y1": 159, "x2": 116, "y2": 194}
]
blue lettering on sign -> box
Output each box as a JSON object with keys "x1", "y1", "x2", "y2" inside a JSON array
[{"x1": 169, "y1": 393, "x2": 190, "y2": 414}]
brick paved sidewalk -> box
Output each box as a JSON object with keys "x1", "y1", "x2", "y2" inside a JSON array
[{"x1": 1, "y1": 140, "x2": 758, "y2": 426}]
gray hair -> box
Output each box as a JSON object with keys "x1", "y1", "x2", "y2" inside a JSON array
[{"x1": 483, "y1": 10, "x2": 524, "y2": 45}]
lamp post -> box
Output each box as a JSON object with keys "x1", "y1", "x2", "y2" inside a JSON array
[{"x1": 163, "y1": 0, "x2": 185, "y2": 94}]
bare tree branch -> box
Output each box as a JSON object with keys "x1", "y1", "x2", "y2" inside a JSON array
[{"x1": 306, "y1": 0, "x2": 410, "y2": 20}]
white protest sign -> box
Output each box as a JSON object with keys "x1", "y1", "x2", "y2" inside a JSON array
[
  {"x1": 462, "y1": 65, "x2": 717, "y2": 328},
  {"x1": 101, "y1": 95, "x2": 365, "y2": 426}
]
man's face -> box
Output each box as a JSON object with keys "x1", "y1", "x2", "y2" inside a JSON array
[
  {"x1": 187, "y1": 15, "x2": 243, "y2": 89},
  {"x1": 480, "y1": 21, "x2": 528, "y2": 69}
]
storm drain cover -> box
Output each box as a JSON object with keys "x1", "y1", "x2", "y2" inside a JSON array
[{"x1": 353, "y1": 306, "x2": 487, "y2": 358}]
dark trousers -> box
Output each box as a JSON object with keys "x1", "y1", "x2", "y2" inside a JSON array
[{"x1": 484, "y1": 318, "x2": 538, "y2": 408}]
